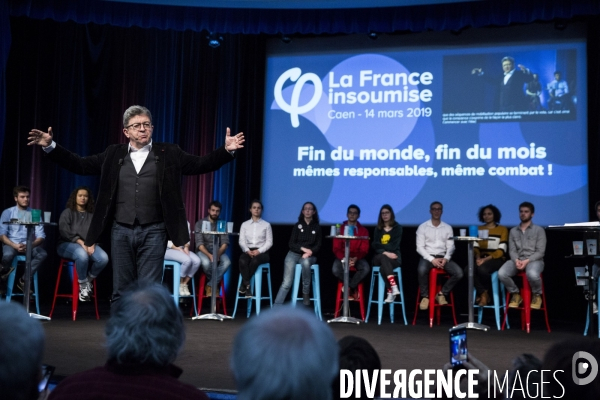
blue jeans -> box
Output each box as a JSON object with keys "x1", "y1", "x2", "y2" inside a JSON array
[
  {"x1": 57, "y1": 242, "x2": 109, "y2": 282},
  {"x1": 197, "y1": 252, "x2": 231, "y2": 286},
  {"x1": 111, "y1": 221, "x2": 167, "y2": 298},
  {"x1": 498, "y1": 259, "x2": 544, "y2": 295},
  {"x1": 274, "y1": 251, "x2": 317, "y2": 304},
  {"x1": 332, "y1": 258, "x2": 370, "y2": 289},
  {"x1": 1, "y1": 244, "x2": 47, "y2": 277}
]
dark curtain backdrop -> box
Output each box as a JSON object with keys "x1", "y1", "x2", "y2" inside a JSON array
[{"x1": 1, "y1": 18, "x2": 265, "y2": 297}]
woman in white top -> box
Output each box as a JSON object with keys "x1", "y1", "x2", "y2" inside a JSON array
[
  {"x1": 165, "y1": 221, "x2": 201, "y2": 296},
  {"x1": 238, "y1": 200, "x2": 273, "y2": 297}
]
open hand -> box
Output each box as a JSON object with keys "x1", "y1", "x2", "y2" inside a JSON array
[
  {"x1": 28, "y1": 127, "x2": 53, "y2": 147},
  {"x1": 225, "y1": 127, "x2": 245, "y2": 151}
]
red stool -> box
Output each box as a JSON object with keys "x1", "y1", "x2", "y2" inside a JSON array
[
  {"x1": 334, "y1": 277, "x2": 366, "y2": 321},
  {"x1": 197, "y1": 273, "x2": 228, "y2": 315},
  {"x1": 49, "y1": 258, "x2": 99, "y2": 321},
  {"x1": 502, "y1": 271, "x2": 550, "y2": 333},
  {"x1": 412, "y1": 268, "x2": 457, "y2": 327}
]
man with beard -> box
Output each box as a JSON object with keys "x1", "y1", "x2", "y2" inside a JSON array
[{"x1": 498, "y1": 202, "x2": 547, "y2": 309}]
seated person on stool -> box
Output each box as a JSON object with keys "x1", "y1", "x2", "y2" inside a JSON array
[
  {"x1": 332, "y1": 204, "x2": 370, "y2": 301},
  {"x1": 498, "y1": 201, "x2": 546, "y2": 309},
  {"x1": 471, "y1": 204, "x2": 509, "y2": 306},
  {"x1": 0, "y1": 185, "x2": 47, "y2": 293},
  {"x1": 238, "y1": 200, "x2": 272, "y2": 298},
  {"x1": 372, "y1": 204, "x2": 402, "y2": 303},
  {"x1": 165, "y1": 221, "x2": 200, "y2": 296},
  {"x1": 194, "y1": 200, "x2": 231, "y2": 297},
  {"x1": 274, "y1": 201, "x2": 322, "y2": 306},
  {"x1": 547, "y1": 71, "x2": 569, "y2": 111},
  {"x1": 416, "y1": 201, "x2": 463, "y2": 310},
  {"x1": 57, "y1": 186, "x2": 109, "y2": 301}
]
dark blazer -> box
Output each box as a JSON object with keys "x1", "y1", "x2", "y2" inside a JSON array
[
  {"x1": 498, "y1": 69, "x2": 531, "y2": 111},
  {"x1": 46, "y1": 142, "x2": 234, "y2": 246}
]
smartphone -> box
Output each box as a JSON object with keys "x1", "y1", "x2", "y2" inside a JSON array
[
  {"x1": 38, "y1": 364, "x2": 55, "y2": 392},
  {"x1": 449, "y1": 327, "x2": 467, "y2": 366}
]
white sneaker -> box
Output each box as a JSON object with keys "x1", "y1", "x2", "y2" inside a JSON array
[
  {"x1": 594, "y1": 301, "x2": 598, "y2": 315},
  {"x1": 385, "y1": 292, "x2": 396, "y2": 303},
  {"x1": 391, "y1": 285, "x2": 400, "y2": 296},
  {"x1": 179, "y1": 284, "x2": 187, "y2": 296},
  {"x1": 79, "y1": 284, "x2": 91, "y2": 302}
]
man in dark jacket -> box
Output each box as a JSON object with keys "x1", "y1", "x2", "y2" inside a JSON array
[
  {"x1": 472, "y1": 56, "x2": 532, "y2": 112},
  {"x1": 28, "y1": 105, "x2": 244, "y2": 299}
]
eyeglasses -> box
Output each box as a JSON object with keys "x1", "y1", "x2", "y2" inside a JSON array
[
  {"x1": 431, "y1": 207, "x2": 443, "y2": 211},
  {"x1": 347, "y1": 211, "x2": 359, "y2": 215},
  {"x1": 381, "y1": 211, "x2": 391, "y2": 215},
  {"x1": 125, "y1": 122, "x2": 153, "y2": 131}
]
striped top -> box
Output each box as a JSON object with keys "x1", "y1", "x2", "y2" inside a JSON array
[{"x1": 474, "y1": 224, "x2": 508, "y2": 260}]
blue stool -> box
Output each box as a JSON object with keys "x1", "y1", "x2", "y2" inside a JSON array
[
  {"x1": 473, "y1": 271, "x2": 509, "y2": 330},
  {"x1": 291, "y1": 264, "x2": 322, "y2": 320},
  {"x1": 5, "y1": 255, "x2": 41, "y2": 314},
  {"x1": 162, "y1": 260, "x2": 197, "y2": 316},
  {"x1": 365, "y1": 266, "x2": 407, "y2": 325},
  {"x1": 232, "y1": 263, "x2": 273, "y2": 319},
  {"x1": 583, "y1": 296, "x2": 600, "y2": 338}
]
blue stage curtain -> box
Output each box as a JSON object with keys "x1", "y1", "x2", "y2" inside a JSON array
[{"x1": 7, "y1": 0, "x2": 600, "y2": 34}]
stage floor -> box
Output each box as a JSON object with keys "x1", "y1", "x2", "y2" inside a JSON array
[{"x1": 41, "y1": 303, "x2": 589, "y2": 391}]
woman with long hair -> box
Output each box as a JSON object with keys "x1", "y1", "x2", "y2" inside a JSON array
[
  {"x1": 274, "y1": 201, "x2": 322, "y2": 306},
  {"x1": 57, "y1": 186, "x2": 109, "y2": 301},
  {"x1": 371, "y1": 204, "x2": 403, "y2": 303}
]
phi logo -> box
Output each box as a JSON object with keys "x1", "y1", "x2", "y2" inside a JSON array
[
  {"x1": 274, "y1": 67, "x2": 322, "y2": 128},
  {"x1": 572, "y1": 351, "x2": 599, "y2": 385}
]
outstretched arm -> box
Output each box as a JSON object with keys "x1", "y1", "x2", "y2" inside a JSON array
[{"x1": 28, "y1": 127, "x2": 105, "y2": 175}]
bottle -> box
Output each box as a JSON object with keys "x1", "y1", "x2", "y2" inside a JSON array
[{"x1": 336, "y1": 223, "x2": 341, "y2": 236}]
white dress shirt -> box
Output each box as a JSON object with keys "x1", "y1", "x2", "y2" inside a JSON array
[
  {"x1": 239, "y1": 218, "x2": 273, "y2": 254},
  {"x1": 129, "y1": 141, "x2": 152, "y2": 174},
  {"x1": 416, "y1": 219, "x2": 455, "y2": 262}
]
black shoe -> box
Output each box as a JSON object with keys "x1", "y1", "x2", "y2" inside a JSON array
[
  {"x1": 245, "y1": 285, "x2": 253, "y2": 298},
  {"x1": 16, "y1": 278, "x2": 25, "y2": 292},
  {"x1": 238, "y1": 285, "x2": 247, "y2": 295}
]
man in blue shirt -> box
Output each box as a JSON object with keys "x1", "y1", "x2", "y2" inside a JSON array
[{"x1": 0, "y1": 186, "x2": 47, "y2": 292}]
